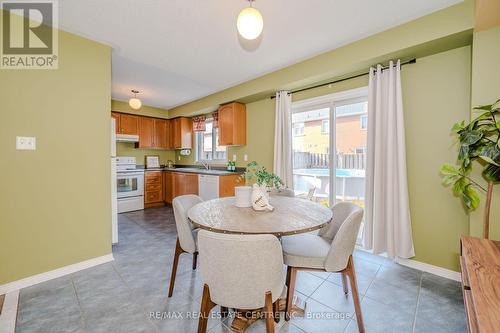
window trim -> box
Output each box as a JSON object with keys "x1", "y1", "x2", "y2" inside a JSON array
[
  {"x1": 360, "y1": 114, "x2": 368, "y2": 130},
  {"x1": 321, "y1": 119, "x2": 329, "y2": 134},
  {"x1": 195, "y1": 119, "x2": 227, "y2": 163}
]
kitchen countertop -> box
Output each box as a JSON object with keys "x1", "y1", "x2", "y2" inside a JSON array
[{"x1": 140, "y1": 166, "x2": 244, "y2": 176}]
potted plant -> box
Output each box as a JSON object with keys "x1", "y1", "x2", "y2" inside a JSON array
[
  {"x1": 440, "y1": 99, "x2": 500, "y2": 238},
  {"x1": 239, "y1": 161, "x2": 283, "y2": 211}
]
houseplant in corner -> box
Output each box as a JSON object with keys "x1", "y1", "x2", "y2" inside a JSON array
[
  {"x1": 440, "y1": 99, "x2": 500, "y2": 238},
  {"x1": 239, "y1": 161, "x2": 283, "y2": 211}
]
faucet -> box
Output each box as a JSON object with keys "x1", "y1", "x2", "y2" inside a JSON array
[{"x1": 198, "y1": 161, "x2": 210, "y2": 170}]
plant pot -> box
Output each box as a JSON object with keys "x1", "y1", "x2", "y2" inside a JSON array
[
  {"x1": 251, "y1": 184, "x2": 274, "y2": 211},
  {"x1": 234, "y1": 186, "x2": 252, "y2": 208}
]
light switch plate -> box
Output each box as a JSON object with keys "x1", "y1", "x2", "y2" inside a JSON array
[
  {"x1": 232, "y1": 154, "x2": 237, "y2": 161},
  {"x1": 16, "y1": 136, "x2": 36, "y2": 150},
  {"x1": 244, "y1": 154, "x2": 248, "y2": 161}
]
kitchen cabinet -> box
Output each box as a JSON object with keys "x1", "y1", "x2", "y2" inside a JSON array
[
  {"x1": 111, "y1": 112, "x2": 139, "y2": 135},
  {"x1": 138, "y1": 117, "x2": 154, "y2": 148},
  {"x1": 219, "y1": 174, "x2": 241, "y2": 197},
  {"x1": 164, "y1": 171, "x2": 174, "y2": 204},
  {"x1": 218, "y1": 102, "x2": 246, "y2": 146},
  {"x1": 172, "y1": 172, "x2": 198, "y2": 197},
  {"x1": 154, "y1": 119, "x2": 168, "y2": 149},
  {"x1": 145, "y1": 171, "x2": 163, "y2": 207},
  {"x1": 119, "y1": 113, "x2": 139, "y2": 135},
  {"x1": 171, "y1": 117, "x2": 192, "y2": 149}
]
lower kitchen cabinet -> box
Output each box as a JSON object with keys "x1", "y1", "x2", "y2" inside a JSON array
[
  {"x1": 144, "y1": 171, "x2": 164, "y2": 207},
  {"x1": 172, "y1": 172, "x2": 199, "y2": 197},
  {"x1": 163, "y1": 171, "x2": 174, "y2": 204},
  {"x1": 219, "y1": 174, "x2": 241, "y2": 197}
]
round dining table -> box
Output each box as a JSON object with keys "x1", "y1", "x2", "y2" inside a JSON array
[
  {"x1": 187, "y1": 195, "x2": 333, "y2": 236},
  {"x1": 188, "y1": 195, "x2": 333, "y2": 333}
]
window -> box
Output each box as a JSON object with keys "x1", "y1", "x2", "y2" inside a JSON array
[
  {"x1": 360, "y1": 115, "x2": 368, "y2": 129},
  {"x1": 321, "y1": 120, "x2": 329, "y2": 134},
  {"x1": 196, "y1": 119, "x2": 227, "y2": 162},
  {"x1": 293, "y1": 122, "x2": 304, "y2": 136},
  {"x1": 355, "y1": 147, "x2": 366, "y2": 154}
]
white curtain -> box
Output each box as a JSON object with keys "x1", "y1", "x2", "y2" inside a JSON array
[
  {"x1": 363, "y1": 60, "x2": 415, "y2": 259},
  {"x1": 273, "y1": 91, "x2": 293, "y2": 188}
]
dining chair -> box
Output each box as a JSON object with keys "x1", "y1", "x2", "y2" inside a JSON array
[
  {"x1": 281, "y1": 201, "x2": 365, "y2": 332},
  {"x1": 197, "y1": 230, "x2": 285, "y2": 333},
  {"x1": 270, "y1": 188, "x2": 295, "y2": 197},
  {"x1": 168, "y1": 194, "x2": 203, "y2": 297}
]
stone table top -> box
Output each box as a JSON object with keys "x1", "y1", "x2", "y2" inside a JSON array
[{"x1": 188, "y1": 196, "x2": 332, "y2": 236}]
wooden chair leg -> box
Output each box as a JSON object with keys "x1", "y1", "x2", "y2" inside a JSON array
[
  {"x1": 198, "y1": 284, "x2": 216, "y2": 333},
  {"x1": 284, "y1": 266, "x2": 297, "y2": 321},
  {"x1": 168, "y1": 237, "x2": 183, "y2": 297},
  {"x1": 264, "y1": 292, "x2": 275, "y2": 333},
  {"x1": 346, "y1": 256, "x2": 364, "y2": 333},
  {"x1": 192, "y1": 252, "x2": 198, "y2": 270},
  {"x1": 273, "y1": 300, "x2": 280, "y2": 323},
  {"x1": 341, "y1": 271, "x2": 349, "y2": 296},
  {"x1": 220, "y1": 306, "x2": 228, "y2": 318}
]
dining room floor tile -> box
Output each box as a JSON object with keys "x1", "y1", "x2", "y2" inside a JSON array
[{"x1": 15, "y1": 206, "x2": 466, "y2": 333}]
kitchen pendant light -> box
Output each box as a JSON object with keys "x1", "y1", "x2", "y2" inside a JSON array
[
  {"x1": 237, "y1": 0, "x2": 263, "y2": 40},
  {"x1": 128, "y1": 90, "x2": 142, "y2": 110}
]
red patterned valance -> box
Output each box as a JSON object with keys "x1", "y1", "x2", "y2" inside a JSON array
[
  {"x1": 212, "y1": 112, "x2": 219, "y2": 128},
  {"x1": 193, "y1": 116, "x2": 206, "y2": 132}
]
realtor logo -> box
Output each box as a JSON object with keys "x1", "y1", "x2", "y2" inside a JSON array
[{"x1": 1, "y1": 0, "x2": 58, "y2": 69}]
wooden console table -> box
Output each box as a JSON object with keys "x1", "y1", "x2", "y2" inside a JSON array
[{"x1": 460, "y1": 236, "x2": 500, "y2": 332}]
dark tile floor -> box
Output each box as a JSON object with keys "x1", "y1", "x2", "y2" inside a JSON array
[{"x1": 16, "y1": 206, "x2": 467, "y2": 333}]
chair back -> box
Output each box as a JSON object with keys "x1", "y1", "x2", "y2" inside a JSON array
[
  {"x1": 198, "y1": 230, "x2": 285, "y2": 309},
  {"x1": 323, "y1": 202, "x2": 364, "y2": 272},
  {"x1": 172, "y1": 195, "x2": 203, "y2": 253},
  {"x1": 270, "y1": 188, "x2": 295, "y2": 197}
]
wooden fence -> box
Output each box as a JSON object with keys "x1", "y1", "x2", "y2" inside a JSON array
[{"x1": 293, "y1": 151, "x2": 366, "y2": 170}]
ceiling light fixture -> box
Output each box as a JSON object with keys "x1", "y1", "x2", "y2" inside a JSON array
[
  {"x1": 128, "y1": 90, "x2": 142, "y2": 110},
  {"x1": 237, "y1": 0, "x2": 263, "y2": 40}
]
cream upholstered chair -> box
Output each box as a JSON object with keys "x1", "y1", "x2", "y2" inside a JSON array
[
  {"x1": 197, "y1": 230, "x2": 285, "y2": 333},
  {"x1": 168, "y1": 194, "x2": 203, "y2": 297},
  {"x1": 281, "y1": 202, "x2": 365, "y2": 333},
  {"x1": 270, "y1": 188, "x2": 295, "y2": 197}
]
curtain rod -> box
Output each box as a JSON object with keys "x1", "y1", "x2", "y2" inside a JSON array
[{"x1": 270, "y1": 58, "x2": 416, "y2": 99}]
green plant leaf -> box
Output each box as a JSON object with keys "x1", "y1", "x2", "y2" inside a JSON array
[
  {"x1": 482, "y1": 165, "x2": 500, "y2": 182},
  {"x1": 492, "y1": 99, "x2": 500, "y2": 111},
  {"x1": 458, "y1": 145, "x2": 469, "y2": 161},
  {"x1": 460, "y1": 130, "x2": 483, "y2": 145},
  {"x1": 451, "y1": 121, "x2": 465, "y2": 133},
  {"x1": 440, "y1": 164, "x2": 460, "y2": 175},
  {"x1": 479, "y1": 144, "x2": 500, "y2": 166},
  {"x1": 474, "y1": 104, "x2": 493, "y2": 111},
  {"x1": 452, "y1": 177, "x2": 467, "y2": 195},
  {"x1": 442, "y1": 174, "x2": 459, "y2": 186},
  {"x1": 462, "y1": 185, "x2": 480, "y2": 210}
]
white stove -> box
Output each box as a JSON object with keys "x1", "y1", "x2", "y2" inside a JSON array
[{"x1": 116, "y1": 157, "x2": 144, "y2": 213}]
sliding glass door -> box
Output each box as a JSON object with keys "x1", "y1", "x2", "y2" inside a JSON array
[{"x1": 291, "y1": 88, "x2": 368, "y2": 216}]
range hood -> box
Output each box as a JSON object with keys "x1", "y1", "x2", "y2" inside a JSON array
[{"x1": 116, "y1": 134, "x2": 139, "y2": 142}]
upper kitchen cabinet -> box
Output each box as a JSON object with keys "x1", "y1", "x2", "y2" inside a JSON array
[
  {"x1": 171, "y1": 117, "x2": 192, "y2": 149},
  {"x1": 218, "y1": 102, "x2": 246, "y2": 146},
  {"x1": 119, "y1": 113, "x2": 139, "y2": 135},
  {"x1": 111, "y1": 112, "x2": 139, "y2": 135},
  {"x1": 138, "y1": 116, "x2": 154, "y2": 148},
  {"x1": 153, "y1": 119, "x2": 168, "y2": 149}
]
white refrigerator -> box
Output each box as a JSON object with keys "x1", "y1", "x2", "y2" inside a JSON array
[{"x1": 111, "y1": 118, "x2": 118, "y2": 244}]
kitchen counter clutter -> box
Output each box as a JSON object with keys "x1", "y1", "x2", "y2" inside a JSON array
[{"x1": 142, "y1": 166, "x2": 244, "y2": 208}]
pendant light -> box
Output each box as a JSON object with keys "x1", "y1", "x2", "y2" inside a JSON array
[
  {"x1": 237, "y1": 0, "x2": 263, "y2": 40},
  {"x1": 128, "y1": 90, "x2": 142, "y2": 110}
]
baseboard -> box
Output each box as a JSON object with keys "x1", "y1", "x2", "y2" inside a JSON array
[
  {"x1": 0, "y1": 291, "x2": 19, "y2": 333},
  {"x1": 0, "y1": 254, "x2": 114, "y2": 294},
  {"x1": 395, "y1": 257, "x2": 461, "y2": 282}
]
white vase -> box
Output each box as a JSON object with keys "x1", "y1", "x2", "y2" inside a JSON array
[
  {"x1": 234, "y1": 186, "x2": 252, "y2": 207},
  {"x1": 251, "y1": 184, "x2": 274, "y2": 211}
]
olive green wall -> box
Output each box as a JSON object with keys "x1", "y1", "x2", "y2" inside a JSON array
[
  {"x1": 0, "y1": 31, "x2": 112, "y2": 284},
  {"x1": 111, "y1": 99, "x2": 169, "y2": 119},
  {"x1": 402, "y1": 46, "x2": 471, "y2": 271},
  {"x1": 469, "y1": 26, "x2": 500, "y2": 240}
]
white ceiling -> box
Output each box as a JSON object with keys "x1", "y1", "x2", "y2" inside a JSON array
[{"x1": 59, "y1": 0, "x2": 462, "y2": 109}]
